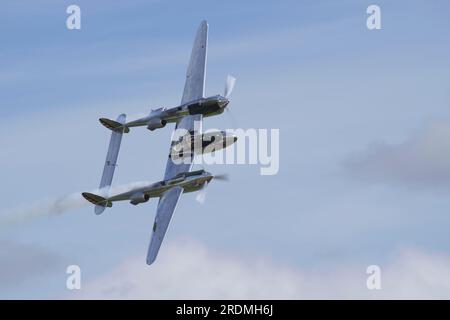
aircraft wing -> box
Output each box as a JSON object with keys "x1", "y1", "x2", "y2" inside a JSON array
[
  {"x1": 146, "y1": 21, "x2": 208, "y2": 265},
  {"x1": 146, "y1": 186, "x2": 183, "y2": 265},
  {"x1": 163, "y1": 20, "x2": 208, "y2": 180},
  {"x1": 180, "y1": 20, "x2": 208, "y2": 105}
]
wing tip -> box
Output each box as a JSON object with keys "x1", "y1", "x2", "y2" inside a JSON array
[
  {"x1": 146, "y1": 251, "x2": 156, "y2": 265},
  {"x1": 199, "y1": 20, "x2": 208, "y2": 32}
]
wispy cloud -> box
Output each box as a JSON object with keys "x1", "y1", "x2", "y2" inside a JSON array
[
  {"x1": 73, "y1": 240, "x2": 450, "y2": 299},
  {"x1": 343, "y1": 120, "x2": 450, "y2": 189}
]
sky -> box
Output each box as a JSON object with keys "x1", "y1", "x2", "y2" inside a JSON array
[{"x1": 1, "y1": 0, "x2": 450, "y2": 299}]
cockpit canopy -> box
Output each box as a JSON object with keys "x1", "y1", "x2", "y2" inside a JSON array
[
  {"x1": 172, "y1": 169, "x2": 207, "y2": 180},
  {"x1": 150, "y1": 107, "x2": 166, "y2": 114}
]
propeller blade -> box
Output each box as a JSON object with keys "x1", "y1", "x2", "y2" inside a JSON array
[
  {"x1": 225, "y1": 107, "x2": 238, "y2": 128},
  {"x1": 224, "y1": 75, "x2": 236, "y2": 98},
  {"x1": 214, "y1": 174, "x2": 229, "y2": 181},
  {"x1": 196, "y1": 182, "x2": 209, "y2": 204}
]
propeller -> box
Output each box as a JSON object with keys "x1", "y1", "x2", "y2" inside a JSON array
[
  {"x1": 224, "y1": 75, "x2": 236, "y2": 98},
  {"x1": 213, "y1": 173, "x2": 229, "y2": 181},
  {"x1": 223, "y1": 75, "x2": 237, "y2": 127},
  {"x1": 195, "y1": 182, "x2": 209, "y2": 204},
  {"x1": 195, "y1": 174, "x2": 229, "y2": 204},
  {"x1": 225, "y1": 107, "x2": 238, "y2": 128}
]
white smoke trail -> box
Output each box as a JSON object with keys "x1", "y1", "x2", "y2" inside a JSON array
[
  {"x1": 0, "y1": 180, "x2": 153, "y2": 229},
  {"x1": 107, "y1": 180, "x2": 153, "y2": 196},
  {"x1": 0, "y1": 192, "x2": 86, "y2": 228}
]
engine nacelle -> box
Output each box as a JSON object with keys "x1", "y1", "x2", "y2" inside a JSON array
[
  {"x1": 130, "y1": 192, "x2": 150, "y2": 205},
  {"x1": 147, "y1": 118, "x2": 166, "y2": 131}
]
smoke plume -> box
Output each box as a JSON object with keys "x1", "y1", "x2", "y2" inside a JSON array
[{"x1": 0, "y1": 181, "x2": 152, "y2": 229}]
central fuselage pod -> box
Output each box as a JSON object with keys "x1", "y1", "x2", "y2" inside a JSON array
[
  {"x1": 169, "y1": 130, "x2": 238, "y2": 159},
  {"x1": 124, "y1": 95, "x2": 229, "y2": 131}
]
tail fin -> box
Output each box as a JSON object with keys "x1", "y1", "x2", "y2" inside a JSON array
[
  {"x1": 99, "y1": 116, "x2": 130, "y2": 133},
  {"x1": 82, "y1": 192, "x2": 112, "y2": 215}
]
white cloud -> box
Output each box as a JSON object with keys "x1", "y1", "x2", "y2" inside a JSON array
[
  {"x1": 343, "y1": 120, "x2": 450, "y2": 188},
  {"x1": 73, "y1": 240, "x2": 450, "y2": 299}
]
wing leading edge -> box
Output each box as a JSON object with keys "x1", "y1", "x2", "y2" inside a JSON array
[
  {"x1": 146, "y1": 186, "x2": 183, "y2": 265},
  {"x1": 181, "y1": 19, "x2": 208, "y2": 105},
  {"x1": 147, "y1": 21, "x2": 208, "y2": 265},
  {"x1": 163, "y1": 20, "x2": 208, "y2": 181}
]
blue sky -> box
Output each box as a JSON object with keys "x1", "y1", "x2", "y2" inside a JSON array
[{"x1": 1, "y1": 0, "x2": 450, "y2": 298}]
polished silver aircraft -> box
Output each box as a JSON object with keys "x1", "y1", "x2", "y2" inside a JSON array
[{"x1": 83, "y1": 20, "x2": 236, "y2": 265}]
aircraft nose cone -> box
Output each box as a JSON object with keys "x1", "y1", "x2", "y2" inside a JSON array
[
  {"x1": 219, "y1": 98, "x2": 229, "y2": 108},
  {"x1": 233, "y1": 136, "x2": 238, "y2": 142}
]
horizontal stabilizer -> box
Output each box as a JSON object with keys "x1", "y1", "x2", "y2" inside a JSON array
[
  {"x1": 82, "y1": 192, "x2": 112, "y2": 215},
  {"x1": 99, "y1": 114, "x2": 126, "y2": 193},
  {"x1": 99, "y1": 117, "x2": 130, "y2": 133},
  {"x1": 82, "y1": 192, "x2": 111, "y2": 205}
]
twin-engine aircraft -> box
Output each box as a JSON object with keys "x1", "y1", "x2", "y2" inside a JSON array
[{"x1": 82, "y1": 20, "x2": 237, "y2": 265}]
